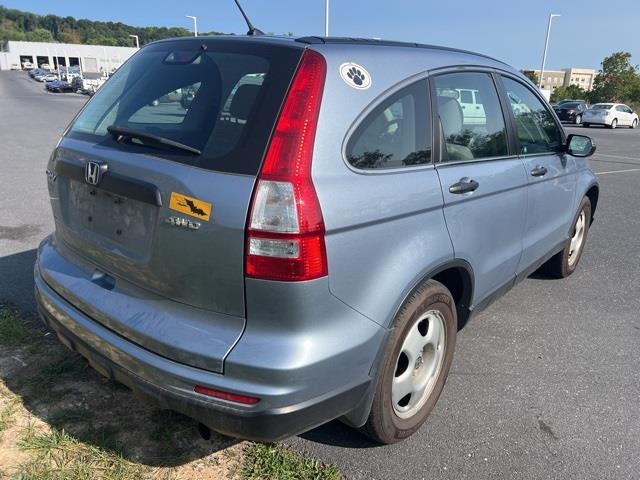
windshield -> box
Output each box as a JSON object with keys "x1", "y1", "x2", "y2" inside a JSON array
[
  {"x1": 68, "y1": 39, "x2": 302, "y2": 175},
  {"x1": 591, "y1": 104, "x2": 612, "y2": 110}
]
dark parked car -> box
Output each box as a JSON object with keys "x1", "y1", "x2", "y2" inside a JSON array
[
  {"x1": 554, "y1": 101, "x2": 589, "y2": 124},
  {"x1": 45, "y1": 80, "x2": 74, "y2": 93}
]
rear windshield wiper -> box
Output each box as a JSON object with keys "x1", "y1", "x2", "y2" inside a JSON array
[{"x1": 107, "y1": 125, "x2": 202, "y2": 155}]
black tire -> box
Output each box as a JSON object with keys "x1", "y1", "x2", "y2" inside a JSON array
[
  {"x1": 608, "y1": 118, "x2": 618, "y2": 129},
  {"x1": 631, "y1": 119, "x2": 638, "y2": 129},
  {"x1": 540, "y1": 196, "x2": 591, "y2": 278},
  {"x1": 362, "y1": 280, "x2": 457, "y2": 444}
]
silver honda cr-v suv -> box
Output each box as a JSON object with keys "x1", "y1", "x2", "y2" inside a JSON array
[{"x1": 35, "y1": 35, "x2": 599, "y2": 444}]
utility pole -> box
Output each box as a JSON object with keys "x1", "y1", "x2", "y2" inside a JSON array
[
  {"x1": 186, "y1": 15, "x2": 198, "y2": 36},
  {"x1": 129, "y1": 34, "x2": 139, "y2": 49},
  {"x1": 325, "y1": 0, "x2": 330, "y2": 37},
  {"x1": 539, "y1": 14, "x2": 560, "y2": 90}
]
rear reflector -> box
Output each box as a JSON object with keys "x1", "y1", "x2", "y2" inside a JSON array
[
  {"x1": 246, "y1": 49, "x2": 328, "y2": 282},
  {"x1": 194, "y1": 385, "x2": 260, "y2": 405}
]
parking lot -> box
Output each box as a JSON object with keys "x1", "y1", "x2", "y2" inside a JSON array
[{"x1": 1, "y1": 69, "x2": 639, "y2": 479}]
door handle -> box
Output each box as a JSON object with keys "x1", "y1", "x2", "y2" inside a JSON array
[
  {"x1": 530, "y1": 165, "x2": 548, "y2": 177},
  {"x1": 449, "y1": 178, "x2": 480, "y2": 194}
]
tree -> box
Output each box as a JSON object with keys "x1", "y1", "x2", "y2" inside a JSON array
[
  {"x1": 550, "y1": 84, "x2": 587, "y2": 103},
  {"x1": 24, "y1": 27, "x2": 54, "y2": 42},
  {"x1": 589, "y1": 52, "x2": 640, "y2": 104},
  {"x1": 522, "y1": 70, "x2": 539, "y2": 85}
]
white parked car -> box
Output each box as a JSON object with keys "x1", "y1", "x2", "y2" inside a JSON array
[
  {"x1": 39, "y1": 74, "x2": 58, "y2": 82},
  {"x1": 21, "y1": 61, "x2": 33, "y2": 70},
  {"x1": 10, "y1": 63, "x2": 20, "y2": 70},
  {"x1": 582, "y1": 103, "x2": 638, "y2": 129}
]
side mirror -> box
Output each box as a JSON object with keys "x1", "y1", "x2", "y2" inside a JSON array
[{"x1": 566, "y1": 134, "x2": 596, "y2": 158}]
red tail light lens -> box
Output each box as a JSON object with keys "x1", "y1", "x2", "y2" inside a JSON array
[{"x1": 246, "y1": 49, "x2": 327, "y2": 281}]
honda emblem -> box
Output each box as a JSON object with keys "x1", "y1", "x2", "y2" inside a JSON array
[{"x1": 85, "y1": 161, "x2": 107, "y2": 186}]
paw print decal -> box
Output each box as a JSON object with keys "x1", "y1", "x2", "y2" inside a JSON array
[
  {"x1": 347, "y1": 67, "x2": 366, "y2": 86},
  {"x1": 339, "y1": 63, "x2": 371, "y2": 90}
]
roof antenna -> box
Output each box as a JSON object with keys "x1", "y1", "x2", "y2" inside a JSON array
[{"x1": 233, "y1": 0, "x2": 264, "y2": 36}]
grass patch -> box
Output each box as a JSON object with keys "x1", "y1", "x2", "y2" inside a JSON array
[
  {"x1": 240, "y1": 443, "x2": 342, "y2": 480},
  {"x1": 0, "y1": 400, "x2": 17, "y2": 438},
  {"x1": 0, "y1": 305, "x2": 32, "y2": 346},
  {"x1": 17, "y1": 426, "x2": 146, "y2": 480}
]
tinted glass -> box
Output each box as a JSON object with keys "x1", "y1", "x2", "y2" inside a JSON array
[
  {"x1": 592, "y1": 104, "x2": 612, "y2": 110},
  {"x1": 502, "y1": 77, "x2": 562, "y2": 155},
  {"x1": 433, "y1": 72, "x2": 508, "y2": 162},
  {"x1": 346, "y1": 80, "x2": 431, "y2": 170},
  {"x1": 68, "y1": 40, "x2": 302, "y2": 175}
]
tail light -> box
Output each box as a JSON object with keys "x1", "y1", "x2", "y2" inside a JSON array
[{"x1": 245, "y1": 49, "x2": 327, "y2": 282}]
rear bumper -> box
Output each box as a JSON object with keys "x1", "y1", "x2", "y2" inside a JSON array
[
  {"x1": 582, "y1": 116, "x2": 609, "y2": 125},
  {"x1": 34, "y1": 236, "x2": 383, "y2": 441}
]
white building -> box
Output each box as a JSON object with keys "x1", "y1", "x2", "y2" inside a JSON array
[{"x1": 0, "y1": 41, "x2": 137, "y2": 72}]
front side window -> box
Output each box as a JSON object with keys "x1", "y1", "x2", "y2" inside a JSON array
[
  {"x1": 346, "y1": 80, "x2": 431, "y2": 170},
  {"x1": 433, "y1": 72, "x2": 508, "y2": 162},
  {"x1": 502, "y1": 76, "x2": 562, "y2": 155}
]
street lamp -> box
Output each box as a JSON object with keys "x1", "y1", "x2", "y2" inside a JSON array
[
  {"x1": 129, "y1": 34, "x2": 139, "y2": 49},
  {"x1": 186, "y1": 15, "x2": 198, "y2": 37},
  {"x1": 538, "y1": 13, "x2": 560, "y2": 90},
  {"x1": 325, "y1": 0, "x2": 330, "y2": 37}
]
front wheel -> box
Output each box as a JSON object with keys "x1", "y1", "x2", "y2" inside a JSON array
[
  {"x1": 575, "y1": 114, "x2": 582, "y2": 125},
  {"x1": 362, "y1": 280, "x2": 456, "y2": 444},
  {"x1": 540, "y1": 196, "x2": 591, "y2": 278}
]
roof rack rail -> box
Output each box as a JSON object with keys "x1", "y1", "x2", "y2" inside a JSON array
[{"x1": 294, "y1": 36, "x2": 507, "y2": 66}]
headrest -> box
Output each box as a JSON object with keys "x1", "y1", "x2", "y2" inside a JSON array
[
  {"x1": 437, "y1": 96, "x2": 463, "y2": 136},
  {"x1": 229, "y1": 84, "x2": 261, "y2": 120}
]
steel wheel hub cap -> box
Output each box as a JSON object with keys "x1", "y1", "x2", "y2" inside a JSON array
[
  {"x1": 392, "y1": 310, "x2": 446, "y2": 419},
  {"x1": 568, "y1": 210, "x2": 586, "y2": 266}
]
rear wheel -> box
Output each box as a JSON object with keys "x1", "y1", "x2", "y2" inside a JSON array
[
  {"x1": 575, "y1": 114, "x2": 582, "y2": 125},
  {"x1": 540, "y1": 196, "x2": 591, "y2": 278},
  {"x1": 362, "y1": 280, "x2": 456, "y2": 444},
  {"x1": 631, "y1": 119, "x2": 638, "y2": 129},
  {"x1": 609, "y1": 118, "x2": 618, "y2": 129}
]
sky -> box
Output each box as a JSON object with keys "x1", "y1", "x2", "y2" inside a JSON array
[{"x1": 5, "y1": 0, "x2": 640, "y2": 71}]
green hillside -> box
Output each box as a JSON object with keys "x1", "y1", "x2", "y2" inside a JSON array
[{"x1": 0, "y1": 5, "x2": 223, "y2": 48}]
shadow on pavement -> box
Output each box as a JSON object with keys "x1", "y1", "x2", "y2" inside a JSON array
[
  {"x1": 0, "y1": 248, "x2": 37, "y2": 312},
  {"x1": 299, "y1": 420, "x2": 380, "y2": 448}
]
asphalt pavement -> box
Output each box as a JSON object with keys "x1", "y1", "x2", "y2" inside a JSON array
[{"x1": 1, "y1": 70, "x2": 639, "y2": 479}]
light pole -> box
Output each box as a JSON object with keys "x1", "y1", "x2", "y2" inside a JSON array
[
  {"x1": 186, "y1": 15, "x2": 198, "y2": 36},
  {"x1": 129, "y1": 34, "x2": 139, "y2": 49},
  {"x1": 324, "y1": 0, "x2": 330, "y2": 37},
  {"x1": 538, "y1": 13, "x2": 560, "y2": 90}
]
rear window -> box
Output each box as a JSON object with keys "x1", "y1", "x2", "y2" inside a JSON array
[
  {"x1": 68, "y1": 39, "x2": 302, "y2": 175},
  {"x1": 592, "y1": 104, "x2": 612, "y2": 110}
]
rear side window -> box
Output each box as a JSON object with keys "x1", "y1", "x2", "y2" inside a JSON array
[
  {"x1": 68, "y1": 40, "x2": 302, "y2": 175},
  {"x1": 501, "y1": 77, "x2": 562, "y2": 155},
  {"x1": 433, "y1": 72, "x2": 509, "y2": 162},
  {"x1": 346, "y1": 80, "x2": 431, "y2": 170}
]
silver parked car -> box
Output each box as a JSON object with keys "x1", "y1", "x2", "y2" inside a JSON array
[
  {"x1": 35, "y1": 35, "x2": 599, "y2": 444},
  {"x1": 582, "y1": 103, "x2": 639, "y2": 129}
]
